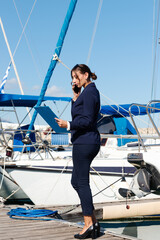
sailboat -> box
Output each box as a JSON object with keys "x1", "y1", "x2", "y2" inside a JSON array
[{"x1": 2, "y1": 98, "x2": 160, "y2": 207}]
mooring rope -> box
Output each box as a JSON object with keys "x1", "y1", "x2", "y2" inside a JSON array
[{"x1": 7, "y1": 207, "x2": 61, "y2": 220}]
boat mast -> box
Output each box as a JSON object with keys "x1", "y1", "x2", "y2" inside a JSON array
[
  {"x1": 0, "y1": 17, "x2": 31, "y2": 120},
  {"x1": 25, "y1": 0, "x2": 77, "y2": 139}
]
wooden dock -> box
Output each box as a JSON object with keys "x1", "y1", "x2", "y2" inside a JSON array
[{"x1": 0, "y1": 205, "x2": 138, "y2": 240}]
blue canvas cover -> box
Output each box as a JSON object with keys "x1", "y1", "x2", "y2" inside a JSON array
[
  {"x1": 113, "y1": 117, "x2": 137, "y2": 146},
  {"x1": 101, "y1": 103, "x2": 160, "y2": 117},
  {"x1": 0, "y1": 93, "x2": 71, "y2": 107},
  {"x1": 13, "y1": 124, "x2": 36, "y2": 152}
]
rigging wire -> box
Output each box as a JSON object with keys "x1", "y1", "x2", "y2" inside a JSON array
[
  {"x1": 53, "y1": 53, "x2": 71, "y2": 71},
  {"x1": 86, "y1": 0, "x2": 103, "y2": 65},
  {"x1": 53, "y1": 51, "x2": 155, "y2": 128},
  {"x1": 6, "y1": 1, "x2": 160, "y2": 134},
  {"x1": 12, "y1": 0, "x2": 37, "y2": 59},
  {"x1": 53, "y1": 101, "x2": 60, "y2": 116},
  {"x1": 90, "y1": 166, "x2": 116, "y2": 197},
  {"x1": 48, "y1": 2, "x2": 160, "y2": 132},
  {"x1": 151, "y1": 0, "x2": 156, "y2": 101},
  {"x1": 147, "y1": 0, "x2": 160, "y2": 132},
  {"x1": 151, "y1": 0, "x2": 160, "y2": 101},
  {"x1": 60, "y1": 168, "x2": 135, "y2": 215},
  {"x1": 54, "y1": 55, "x2": 157, "y2": 128},
  {"x1": 44, "y1": 158, "x2": 72, "y2": 204},
  {"x1": 59, "y1": 101, "x2": 71, "y2": 118},
  {"x1": 13, "y1": 0, "x2": 42, "y2": 83},
  {"x1": 0, "y1": 0, "x2": 37, "y2": 121}
]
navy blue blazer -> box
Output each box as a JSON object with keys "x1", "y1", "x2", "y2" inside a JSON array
[{"x1": 70, "y1": 82, "x2": 100, "y2": 145}]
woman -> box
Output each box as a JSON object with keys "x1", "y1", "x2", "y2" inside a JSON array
[{"x1": 55, "y1": 64, "x2": 101, "y2": 239}]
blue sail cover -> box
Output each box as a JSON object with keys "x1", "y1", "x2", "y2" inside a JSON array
[
  {"x1": 0, "y1": 93, "x2": 71, "y2": 107},
  {"x1": 100, "y1": 103, "x2": 160, "y2": 117}
]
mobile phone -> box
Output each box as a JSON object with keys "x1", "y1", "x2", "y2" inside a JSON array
[{"x1": 74, "y1": 85, "x2": 81, "y2": 94}]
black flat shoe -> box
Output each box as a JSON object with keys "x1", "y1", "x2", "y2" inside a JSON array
[{"x1": 74, "y1": 225, "x2": 96, "y2": 239}]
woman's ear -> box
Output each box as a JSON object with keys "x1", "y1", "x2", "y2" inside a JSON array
[{"x1": 84, "y1": 72, "x2": 89, "y2": 80}]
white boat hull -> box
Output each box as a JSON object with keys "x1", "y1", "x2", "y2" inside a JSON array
[{"x1": 6, "y1": 145, "x2": 160, "y2": 206}]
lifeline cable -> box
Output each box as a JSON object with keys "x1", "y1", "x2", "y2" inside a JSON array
[
  {"x1": 60, "y1": 177, "x2": 123, "y2": 214},
  {"x1": 60, "y1": 168, "x2": 136, "y2": 215}
]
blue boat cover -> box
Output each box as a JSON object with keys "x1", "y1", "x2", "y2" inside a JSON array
[
  {"x1": 13, "y1": 124, "x2": 36, "y2": 152},
  {"x1": 0, "y1": 93, "x2": 71, "y2": 107},
  {"x1": 100, "y1": 103, "x2": 160, "y2": 117},
  {"x1": 113, "y1": 117, "x2": 137, "y2": 146}
]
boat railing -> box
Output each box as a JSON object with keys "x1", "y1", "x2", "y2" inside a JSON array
[
  {"x1": 0, "y1": 127, "x2": 72, "y2": 161},
  {"x1": 129, "y1": 101, "x2": 160, "y2": 152},
  {"x1": 100, "y1": 134, "x2": 160, "y2": 139},
  {"x1": 0, "y1": 128, "x2": 55, "y2": 161}
]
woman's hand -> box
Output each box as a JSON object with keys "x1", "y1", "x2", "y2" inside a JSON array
[{"x1": 55, "y1": 118, "x2": 68, "y2": 128}]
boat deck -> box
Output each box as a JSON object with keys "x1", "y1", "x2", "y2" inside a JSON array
[{"x1": 0, "y1": 205, "x2": 137, "y2": 240}]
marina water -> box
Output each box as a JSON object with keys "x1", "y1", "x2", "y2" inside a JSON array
[{"x1": 100, "y1": 218, "x2": 160, "y2": 240}]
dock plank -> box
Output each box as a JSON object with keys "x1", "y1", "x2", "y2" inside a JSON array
[{"x1": 0, "y1": 206, "x2": 137, "y2": 240}]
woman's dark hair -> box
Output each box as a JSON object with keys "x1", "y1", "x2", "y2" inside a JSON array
[{"x1": 71, "y1": 64, "x2": 97, "y2": 81}]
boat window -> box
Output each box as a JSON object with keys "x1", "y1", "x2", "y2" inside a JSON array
[{"x1": 97, "y1": 116, "x2": 116, "y2": 134}]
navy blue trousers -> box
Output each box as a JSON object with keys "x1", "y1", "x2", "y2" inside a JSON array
[{"x1": 71, "y1": 144, "x2": 100, "y2": 216}]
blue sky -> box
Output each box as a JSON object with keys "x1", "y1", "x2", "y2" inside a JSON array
[{"x1": 0, "y1": 0, "x2": 160, "y2": 126}]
